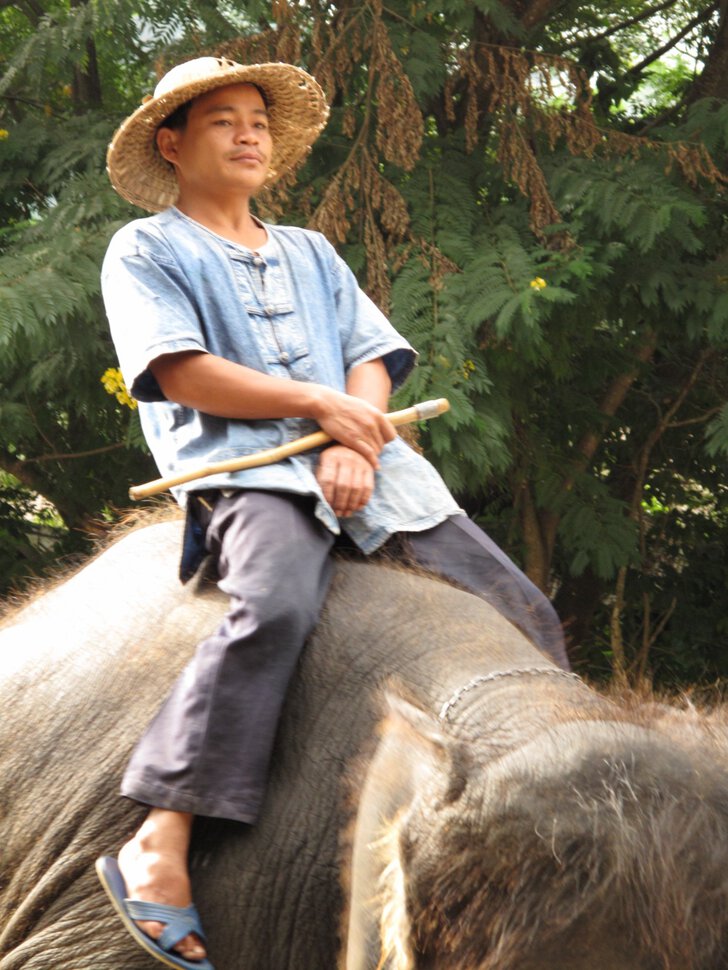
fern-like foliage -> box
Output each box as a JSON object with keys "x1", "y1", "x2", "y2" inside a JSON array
[{"x1": 705, "y1": 404, "x2": 728, "y2": 457}]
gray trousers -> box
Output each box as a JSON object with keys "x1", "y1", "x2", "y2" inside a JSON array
[{"x1": 122, "y1": 490, "x2": 568, "y2": 823}]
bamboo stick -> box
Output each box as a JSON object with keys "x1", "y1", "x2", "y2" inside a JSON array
[{"x1": 129, "y1": 398, "x2": 450, "y2": 500}]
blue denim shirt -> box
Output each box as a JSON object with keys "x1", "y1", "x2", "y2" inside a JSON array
[{"x1": 101, "y1": 208, "x2": 461, "y2": 552}]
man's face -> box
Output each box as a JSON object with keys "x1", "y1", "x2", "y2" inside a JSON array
[{"x1": 156, "y1": 83, "x2": 273, "y2": 198}]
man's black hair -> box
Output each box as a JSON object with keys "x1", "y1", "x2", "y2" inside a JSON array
[{"x1": 159, "y1": 100, "x2": 191, "y2": 132}]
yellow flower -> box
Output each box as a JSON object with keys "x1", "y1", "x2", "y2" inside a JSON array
[
  {"x1": 101, "y1": 367, "x2": 137, "y2": 410},
  {"x1": 530, "y1": 277, "x2": 547, "y2": 290},
  {"x1": 0, "y1": 129, "x2": 8, "y2": 140},
  {"x1": 460, "y1": 358, "x2": 476, "y2": 380}
]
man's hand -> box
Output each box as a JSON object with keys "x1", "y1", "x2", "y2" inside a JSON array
[
  {"x1": 313, "y1": 390, "x2": 395, "y2": 470},
  {"x1": 316, "y1": 445, "x2": 375, "y2": 518},
  {"x1": 313, "y1": 358, "x2": 395, "y2": 469}
]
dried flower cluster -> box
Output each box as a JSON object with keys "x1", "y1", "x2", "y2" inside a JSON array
[
  {"x1": 306, "y1": 3, "x2": 424, "y2": 308},
  {"x1": 457, "y1": 43, "x2": 726, "y2": 238}
]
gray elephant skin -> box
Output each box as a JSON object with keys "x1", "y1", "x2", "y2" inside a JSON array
[{"x1": 2, "y1": 518, "x2": 728, "y2": 970}]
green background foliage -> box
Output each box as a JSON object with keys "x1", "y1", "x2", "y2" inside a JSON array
[{"x1": 1, "y1": 0, "x2": 726, "y2": 686}]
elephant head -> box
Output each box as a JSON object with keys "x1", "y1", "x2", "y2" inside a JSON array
[{"x1": 346, "y1": 685, "x2": 728, "y2": 970}]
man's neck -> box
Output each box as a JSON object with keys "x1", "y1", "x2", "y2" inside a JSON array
[{"x1": 175, "y1": 196, "x2": 268, "y2": 250}]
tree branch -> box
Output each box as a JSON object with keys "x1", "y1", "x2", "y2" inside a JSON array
[
  {"x1": 572, "y1": 331, "x2": 659, "y2": 476},
  {"x1": 562, "y1": 0, "x2": 681, "y2": 51},
  {"x1": 626, "y1": 3, "x2": 719, "y2": 80},
  {"x1": 1, "y1": 93, "x2": 46, "y2": 110},
  {"x1": 628, "y1": 349, "x2": 713, "y2": 519},
  {"x1": 24, "y1": 393, "x2": 56, "y2": 453},
  {"x1": 609, "y1": 349, "x2": 713, "y2": 684},
  {"x1": 0, "y1": 0, "x2": 45, "y2": 25},
  {"x1": 667, "y1": 404, "x2": 723, "y2": 428},
  {"x1": 633, "y1": 594, "x2": 677, "y2": 681},
  {"x1": 540, "y1": 328, "x2": 659, "y2": 563},
  {"x1": 22, "y1": 442, "x2": 128, "y2": 464}
]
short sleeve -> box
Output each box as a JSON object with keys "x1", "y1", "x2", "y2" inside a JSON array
[
  {"x1": 329, "y1": 246, "x2": 417, "y2": 390},
  {"x1": 101, "y1": 224, "x2": 208, "y2": 402}
]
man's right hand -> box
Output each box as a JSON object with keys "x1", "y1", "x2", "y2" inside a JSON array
[{"x1": 313, "y1": 388, "x2": 396, "y2": 469}]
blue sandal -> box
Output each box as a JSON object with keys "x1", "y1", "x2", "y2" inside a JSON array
[{"x1": 95, "y1": 856, "x2": 215, "y2": 970}]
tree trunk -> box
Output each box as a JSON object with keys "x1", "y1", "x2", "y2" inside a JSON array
[
  {"x1": 70, "y1": 0, "x2": 102, "y2": 109},
  {"x1": 553, "y1": 567, "x2": 606, "y2": 658},
  {"x1": 518, "y1": 0, "x2": 566, "y2": 32},
  {"x1": 518, "y1": 479, "x2": 550, "y2": 591},
  {"x1": 686, "y1": 0, "x2": 728, "y2": 103}
]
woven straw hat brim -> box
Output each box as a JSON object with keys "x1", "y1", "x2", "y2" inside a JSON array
[{"x1": 107, "y1": 61, "x2": 329, "y2": 213}]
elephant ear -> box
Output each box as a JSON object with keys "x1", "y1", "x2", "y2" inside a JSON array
[
  {"x1": 343, "y1": 693, "x2": 469, "y2": 970},
  {"x1": 384, "y1": 691, "x2": 471, "y2": 807}
]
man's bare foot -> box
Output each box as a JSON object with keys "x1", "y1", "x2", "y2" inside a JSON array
[{"x1": 117, "y1": 808, "x2": 207, "y2": 962}]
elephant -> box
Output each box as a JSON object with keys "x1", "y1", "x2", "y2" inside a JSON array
[{"x1": 2, "y1": 516, "x2": 728, "y2": 970}]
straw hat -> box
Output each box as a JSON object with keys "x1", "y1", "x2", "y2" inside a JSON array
[{"x1": 107, "y1": 56, "x2": 329, "y2": 213}]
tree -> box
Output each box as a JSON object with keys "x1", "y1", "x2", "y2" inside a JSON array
[{"x1": 1, "y1": 0, "x2": 726, "y2": 686}]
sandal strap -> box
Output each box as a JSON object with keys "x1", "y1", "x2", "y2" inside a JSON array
[{"x1": 124, "y1": 898, "x2": 207, "y2": 951}]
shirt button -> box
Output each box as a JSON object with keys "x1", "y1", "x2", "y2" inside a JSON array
[
  {"x1": 279, "y1": 352, "x2": 290, "y2": 364},
  {"x1": 264, "y1": 304, "x2": 275, "y2": 316},
  {"x1": 253, "y1": 256, "x2": 264, "y2": 266}
]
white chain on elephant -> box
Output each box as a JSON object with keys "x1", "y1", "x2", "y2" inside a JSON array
[{"x1": 438, "y1": 667, "x2": 583, "y2": 721}]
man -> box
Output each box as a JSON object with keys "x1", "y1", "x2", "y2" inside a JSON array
[{"x1": 96, "y1": 56, "x2": 569, "y2": 970}]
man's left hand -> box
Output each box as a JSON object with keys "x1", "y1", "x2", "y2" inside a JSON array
[{"x1": 316, "y1": 445, "x2": 376, "y2": 518}]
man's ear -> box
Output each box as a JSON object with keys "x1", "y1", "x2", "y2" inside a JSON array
[{"x1": 156, "y1": 127, "x2": 179, "y2": 166}]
